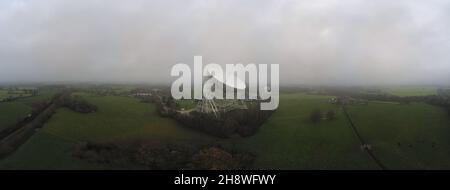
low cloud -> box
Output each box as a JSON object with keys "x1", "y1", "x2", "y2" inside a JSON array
[{"x1": 0, "y1": 0, "x2": 449, "y2": 85}]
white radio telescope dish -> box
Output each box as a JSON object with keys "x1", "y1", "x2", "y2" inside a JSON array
[
  {"x1": 207, "y1": 72, "x2": 246, "y2": 90},
  {"x1": 224, "y1": 73, "x2": 246, "y2": 90},
  {"x1": 199, "y1": 68, "x2": 248, "y2": 118}
]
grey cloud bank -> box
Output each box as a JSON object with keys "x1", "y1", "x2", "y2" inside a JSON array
[{"x1": 0, "y1": 0, "x2": 449, "y2": 85}]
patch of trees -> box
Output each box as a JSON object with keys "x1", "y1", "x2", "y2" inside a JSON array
[
  {"x1": 326, "y1": 110, "x2": 336, "y2": 120},
  {"x1": 168, "y1": 101, "x2": 274, "y2": 138},
  {"x1": 151, "y1": 91, "x2": 274, "y2": 137},
  {"x1": 309, "y1": 109, "x2": 336, "y2": 123},
  {"x1": 310, "y1": 109, "x2": 322, "y2": 123},
  {"x1": 56, "y1": 94, "x2": 97, "y2": 113},
  {"x1": 72, "y1": 141, "x2": 255, "y2": 170},
  {"x1": 191, "y1": 147, "x2": 254, "y2": 170}
]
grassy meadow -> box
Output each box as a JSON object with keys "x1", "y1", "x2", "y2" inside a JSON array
[
  {"x1": 346, "y1": 102, "x2": 450, "y2": 169},
  {"x1": 0, "y1": 89, "x2": 56, "y2": 132},
  {"x1": 0, "y1": 102, "x2": 31, "y2": 132},
  {"x1": 226, "y1": 93, "x2": 378, "y2": 169},
  {"x1": 1, "y1": 87, "x2": 450, "y2": 169},
  {"x1": 382, "y1": 86, "x2": 438, "y2": 97},
  {"x1": 0, "y1": 94, "x2": 216, "y2": 169},
  {"x1": 0, "y1": 90, "x2": 8, "y2": 100}
]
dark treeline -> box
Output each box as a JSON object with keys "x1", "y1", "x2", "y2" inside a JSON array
[
  {"x1": 350, "y1": 94, "x2": 450, "y2": 115},
  {"x1": 151, "y1": 91, "x2": 274, "y2": 138},
  {"x1": 322, "y1": 87, "x2": 450, "y2": 117},
  {"x1": 172, "y1": 102, "x2": 274, "y2": 138},
  {"x1": 56, "y1": 94, "x2": 98, "y2": 113}
]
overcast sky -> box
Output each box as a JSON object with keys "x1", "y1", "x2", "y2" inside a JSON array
[{"x1": 0, "y1": 0, "x2": 449, "y2": 85}]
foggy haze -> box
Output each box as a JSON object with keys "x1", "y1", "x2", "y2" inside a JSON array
[{"x1": 0, "y1": 0, "x2": 449, "y2": 85}]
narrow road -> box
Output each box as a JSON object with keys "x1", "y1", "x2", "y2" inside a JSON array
[{"x1": 341, "y1": 105, "x2": 388, "y2": 170}]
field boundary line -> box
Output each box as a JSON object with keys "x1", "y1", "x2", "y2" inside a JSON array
[{"x1": 341, "y1": 105, "x2": 388, "y2": 170}]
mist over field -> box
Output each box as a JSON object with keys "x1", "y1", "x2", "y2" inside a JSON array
[{"x1": 1, "y1": 0, "x2": 449, "y2": 85}]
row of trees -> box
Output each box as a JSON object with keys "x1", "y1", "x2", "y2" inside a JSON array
[
  {"x1": 321, "y1": 87, "x2": 450, "y2": 117},
  {"x1": 54, "y1": 93, "x2": 98, "y2": 113},
  {"x1": 349, "y1": 93, "x2": 450, "y2": 116}
]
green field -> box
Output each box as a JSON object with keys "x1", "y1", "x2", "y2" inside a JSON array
[
  {"x1": 0, "y1": 102, "x2": 31, "y2": 132},
  {"x1": 227, "y1": 93, "x2": 378, "y2": 169},
  {"x1": 0, "y1": 93, "x2": 376, "y2": 169},
  {"x1": 1, "y1": 90, "x2": 450, "y2": 169},
  {"x1": 346, "y1": 102, "x2": 450, "y2": 169},
  {"x1": 0, "y1": 89, "x2": 56, "y2": 132},
  {"x1": 0, "y1": 90, "x2": 8, "y2": 100},
  {"x1": 42, "y1": 95, "x2": 211, "y2": 142},
  {"x1": 175, "y1": 99, "x2": 197, "y2": 110},
  {"x1": 0, "y1": 132, "x2": 105, "y2": 169},
  {"x1": 0, "y1": 89, "x2": 34, "y2": 101},
  {"x1": 382, "y1": 86, "x2": 438, "y2": 97},
  {"x1": 0, "y1": 95, "x2": 216, "y2": 169}
]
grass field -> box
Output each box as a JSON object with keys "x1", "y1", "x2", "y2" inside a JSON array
[
  {"x1": 0, "y1": 132, "x2": 106, "y2": 169},
  {"x1": 1, "y1": 90, "x2": 450, "y2": 169},
  {"x1": 175, "y1": 99, "x2": 197, "y2": 110},
  {"x1": 42, "y1": 95, "x2": 213, "y2": 143},
  {"x1": 0, "y1": 92, "x2": 377, "y2": 169},
  {"x1": 0, "y1": 89, "x2": 34, "y2": 101},
  {"x1": 0, "y1": 102, "x2": 31, "y2": 132},
  {"x1": 0, "y1": 95, "x2": 216, "y2": 169},
  {"x1": 0, "y1": 89, "x2": 56, "y2": 132},
  {"x1": 382, "y1": 86, "x2": 438, "y2": 97},
  {"x1": 346, "y1": 102, "x2": 450, "y2": 169},
  {"x1": 226, "y1": 93, "x2": 378, "y2": 169},
  {"x1": 0, "y1": 90, "x2": 8, "y2": 100}
]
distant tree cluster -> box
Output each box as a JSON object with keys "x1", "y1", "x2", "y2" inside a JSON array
[
  {"x1": 321, "y1": 87, "x2": 450, "y2": 118},
  {"x1": 55, "y1": 93, "x2": 98, "y2": 113},
  {"x1": 151, "y1": 91, "x2": 274, "y2": 138},
  {"x1": 350, "y1": 93, "x2": 450, "y2": 117},
  {"x1": 170, "y1": 101, "x2": 274, "y2": 138},
  {"x1": 63, "y1": 98, "x2": 98, "y2": 113},
  {"x1": 309, "y1": 109, "x2": 336, "y2": 123}
]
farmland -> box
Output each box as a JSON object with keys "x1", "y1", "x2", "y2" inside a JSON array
[
  {"x1": 0, "y1": 89, "x2": 37, "y2": 102},
  {"x1": 0, "y1": 102, "x2": 31, "y2": 132},
  {"x1": 0, "y1": 94, "x2": 216, "y2": 169},
  {"x1": 0, "y1": 88, "x2": 56, "y2": 132},
  {"x1": 226, "y1": 93, "x2": 378, "y2": 169},
  {"x1": 381, "y1": 86, "x2": 438, "y2": 97},
  {"x1": 346, "y1": 102, "x2": 450, "y2": 169},
  {"x1": 0, "y1": 86, "x2": 450, "y2": 169},
  {"x1": 41, "y1": 95, "x2": 211, "y2": 143}
]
